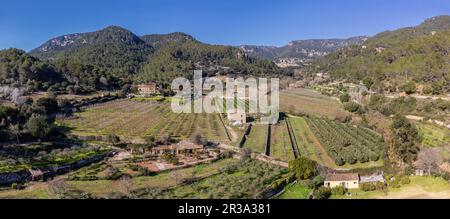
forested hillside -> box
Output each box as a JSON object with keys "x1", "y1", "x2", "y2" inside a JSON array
[
  {"x1": 310, "y1": 16, "x2": 450, "y2": 93},
  {"x1": 136, "y1": 40, "x2": 283, "y2": 83},
  {"x1": 28, "y1": 26, "x2": 284, "y2": 85},
  {"x1": 0, "y1": 49, "x2": 63, "y2": 88},
  {"x1": 30, "y1": 26, "x2": 153, "y2": 77},
  {"x1": 1, "y1": 49, "x2": 123, "y2": 95}
]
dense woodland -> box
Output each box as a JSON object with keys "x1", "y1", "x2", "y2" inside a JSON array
[
  {"x1": 136, "y1": 40, "x2": 283, "y2": 84},
  {"x1": 0, "y1": 49, "x2": 124, "y2": 95},
  {"x1": 310, "y1": 16, "x2": 450, "y2": 94},
  {"x1": 26, "y1": 26, "x2": 285, "y2": 88}
]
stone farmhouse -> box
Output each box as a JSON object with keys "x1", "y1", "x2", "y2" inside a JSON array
[
  {"x1": 324, "y1": 172, "x2": 385, "y2": 189},
  {"x1": 324, "y1": 173, "x2": 360, "y2": 189},
  {"x1": 150, "y1": 141, "x2": 204, "y2": 155},
  {"x1": 136, "y1": 82, "x2": 159, "y2": 96}
]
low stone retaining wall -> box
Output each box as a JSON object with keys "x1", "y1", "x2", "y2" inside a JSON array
[
  {"x1": 0, "y1": 152, "x2": 113, "y2": 186},
  {"x1": 252, "y1": 153, "x2": 289, "y2": 168}
]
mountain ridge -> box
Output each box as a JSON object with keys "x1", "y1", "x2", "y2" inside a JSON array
[
  {"x1": 239, "y1": 36, "x2": 368, "y2": 67},
  {"x1": 310, "y1": 15, "x2": 450, "y2": 93}
]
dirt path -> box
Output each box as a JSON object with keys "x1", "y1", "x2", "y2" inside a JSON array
[
  {"x1": 405, "y1": 115, "x2": 450, "y2": 129},
  {"x1": 225, "y1": 125, "x2": 238, "y2": 142},
  {"x1": 375, "y1": 185, "x2": 450, "y2": 199}
]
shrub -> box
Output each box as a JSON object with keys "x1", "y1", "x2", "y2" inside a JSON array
[
  {"x1": 360, "y1": 183, "x2": 376, "y2": 191},
  {"x1": 312, "y1": 175, "x2": 325, "y2": 189},
  {"x1": 369, "y1": 152, "x2": 379, "y2": 162},
  {"x1": 104, "y1": 167, "x2": 123, "y2": 180},
  {"x1": 400, "y1": 176, "x2": 411, "y2": 185},
  {"x1": 106, "y1": 133, "x2": 120, "y2": 144},
  {"x1": 335, "y1": 157, "x2": 345, "y2": 166},
  {"x1": 11, "y1": 183, "x2": 26, "y2": 190},
  {"x1": 127, "y1": 164, "x2": 140, "y2": 171},
  {"x1": 161, "y1": 153, "x2": 179, "y2": 165},
  {"x1": 389, "y1": 179, "x2": 401, "y2": 188},
  {"x1": 301, "y1": 179, "x2": 315, "y2": 190},
  {"x1": 288, "y1": 157, "x2": 318, "y2": 180},
  {"x1": 313, "y1": 186, "x2": 332, "y2": 199},
  {"x1": 331, "y1": 186, "x2": 347, "y2": 196},
  {"x1": 343, "y1": 154, "x2": 357, "y2": 165},
  {"x1": 344, "y1": 102, "x2": 365, "y2": 114},
  {"x1": 339, "y1": 93, "x2": 350, "y2": 103},
  {"x1": 344, "y1": 102, "x2": 361, "y2": 113},
  {"x1": 358, "y1": 154, "x2": 369, "y2": 163},
  {"x1": 375, "y1": 181, "x2": 385, "y2": 191},
  {"x1": 401, "y1": 81, "x2": 417, "y2": 94},
  {"x1": 138, "y1": 167, "x2": 152, "y2": 176}
]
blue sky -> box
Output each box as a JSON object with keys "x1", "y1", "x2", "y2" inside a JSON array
[{"x1": 0, "y1": 0, "x2": 449, "y2": 51}]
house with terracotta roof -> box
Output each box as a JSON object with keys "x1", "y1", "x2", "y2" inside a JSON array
[
  {"x1": 136, "y1": 82, "x2": 159, "y2": 96},
  {"x1": 150, "y1": 141, "x2": 204, "y2": 155},
  {"x1": 324, "y1": 173, "x2": 360, "y2": 189}
]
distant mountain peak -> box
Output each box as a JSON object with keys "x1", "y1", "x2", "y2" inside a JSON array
[
  {"x1": 240, "y1": 36, "x2": 367, "y2": 67},
  {"x1": 30, "y1": 25, "x2": 145, "y2": 55}
]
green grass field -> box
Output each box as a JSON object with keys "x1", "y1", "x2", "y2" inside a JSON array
[
  {"x1": 277, "y1": 183, "x2": 311, "y2": 199},
  {"x1": 243, "y1": 124, "x2": 268, "y2": 154},
  {"x1": 270, "y1": 120, "x2": 295, "y2": 161},
  {"x1": 332, "y1": 176, "x2": 450, "y2": 199},
  {"x1": 416, "y1": 122, "x2": 450, "y2": 147}
]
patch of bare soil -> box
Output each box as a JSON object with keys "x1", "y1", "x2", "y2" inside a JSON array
[{"x1": 376, "y1": 185, "x2": 450, "y2": 199}]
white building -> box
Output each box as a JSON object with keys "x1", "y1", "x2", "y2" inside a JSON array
[
  {"x1": 227, "y1": 109, "x2": 246, "y2": 125},
  {"x1": 324, "y1": 173, "x2": 360, "y2": 189}
]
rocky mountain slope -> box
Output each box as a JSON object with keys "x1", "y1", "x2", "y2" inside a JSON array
[{"x1": 240, "y1": 36, "x2": 367, "y2": 67}]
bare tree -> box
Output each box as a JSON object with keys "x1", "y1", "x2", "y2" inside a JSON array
[
  {"x1": 415, "y1": 148, "x2": 442, "y2": 175},
  {"x1": 170, "y1": 171, "x2": 182, "y2": 185},
  {"x1": 116, "y1": 176, "x2": 133, "y2": 198},
  {"x1": 8, "y1": 124, "x2": 21, "y2": 144}
]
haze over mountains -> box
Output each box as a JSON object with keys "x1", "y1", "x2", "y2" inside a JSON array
[{"x1": 239, "y1": 36, "x2": 368, "y2": 67}]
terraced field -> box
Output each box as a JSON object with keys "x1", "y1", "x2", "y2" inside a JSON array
[
  {"x1": 305, "y1": 117, "x2": 385, "y2": 167},
  {"x1": 243, "y1": 124, "x2": 268, "y2": 154},
  {"x1": 270, "y1": 120, "x2": 295, "y2": 161},
  {"x1": 248, "y1": 115, "x2": 385, "y2": 169},
  {"x1": 57, "y1": 100, "x2": 234, "y2": 143},
  {"x1": 286, "y1": 117, "x2": 336, "y2": 167},
  {"x1": 280, "y1": 88, "x2": 349, "y2": 119},
  {"x1": 416, "y1": 122, "x2": 450, "y2": 147}
]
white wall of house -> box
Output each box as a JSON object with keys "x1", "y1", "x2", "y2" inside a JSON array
[{"x1": 324, "y1": 180, "x2": 359, "y2": 189}]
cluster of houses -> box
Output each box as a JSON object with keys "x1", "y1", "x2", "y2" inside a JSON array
[
  {"x1": 145, "y1": 141, "x2": 223, "y2": 172},
  {"x1": 324, "y1": 172, "x2": 385, "y2": 189}
]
